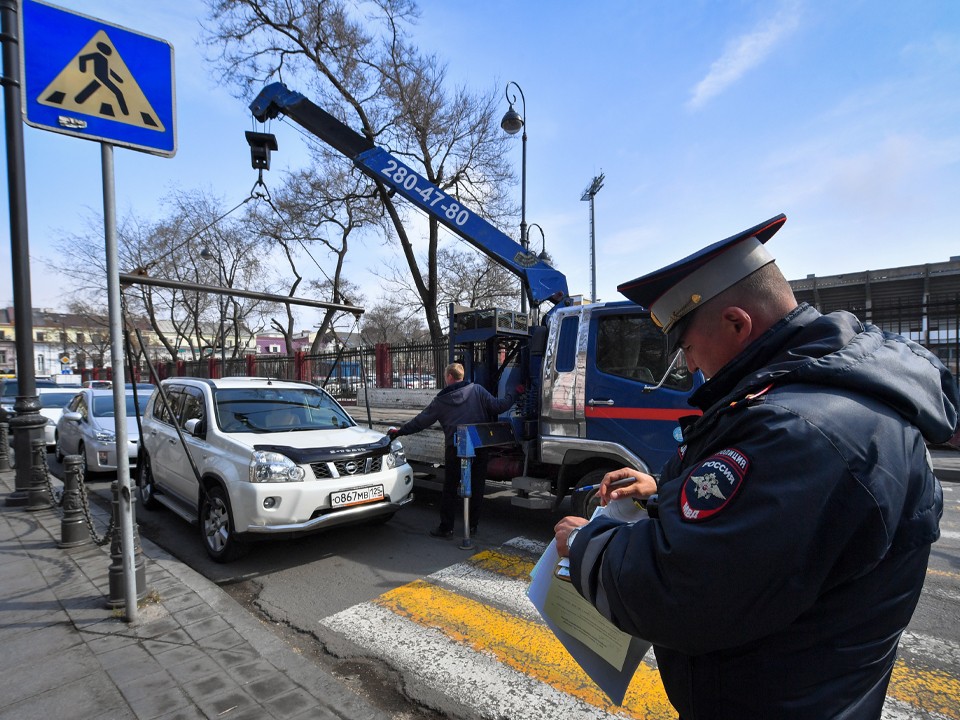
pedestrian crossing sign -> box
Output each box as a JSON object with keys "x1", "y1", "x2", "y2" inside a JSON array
[{"x1": 20, "y1": 0, "x2": 176, "y2": 157}]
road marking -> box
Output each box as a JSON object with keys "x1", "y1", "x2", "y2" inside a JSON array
[
  {"x1": 320, "y1": 539, "x2": 960, "y2": 720},
  {"x1": 940, "y1": 530, "x2": 960, "y2": 541}
]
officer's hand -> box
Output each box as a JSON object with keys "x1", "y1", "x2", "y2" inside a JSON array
[
  {"x1": 387, "y1": 427, "x2": 399, "y2": 441},
  {"x1": 554, "y1": 516, "x2": 589, "y2": 558},
  {"x1": 599, "y1": 467, "x2": 658, "y2": 506}
]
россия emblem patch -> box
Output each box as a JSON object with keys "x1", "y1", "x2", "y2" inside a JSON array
[{"x1": 679, "y1": 447, "x2": 749, "y2": 522}]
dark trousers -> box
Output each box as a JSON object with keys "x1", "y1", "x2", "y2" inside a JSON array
[{"x1": 440, "y1": 444, "x2": 487, "y2": 532}]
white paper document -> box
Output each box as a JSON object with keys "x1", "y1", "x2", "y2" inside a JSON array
[{"x1": 527, "y1": 500, "x2": 652, "y2": 705}]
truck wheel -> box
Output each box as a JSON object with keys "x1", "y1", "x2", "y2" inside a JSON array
[
  {"x1": 572, "y1": 469, "x2": 610, "y2": 519},
  {"x1": 199, "y1": 485, "x2": 249, "y2": 563}
]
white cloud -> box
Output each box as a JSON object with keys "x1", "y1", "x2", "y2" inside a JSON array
[{"x1": 687, "y1": 2, "x2": 801, "y2": 110}]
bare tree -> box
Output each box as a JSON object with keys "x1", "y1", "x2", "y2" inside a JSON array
[
  {"x1": 203, "y1": 0, "x2": 519, "y2": 344},
  {"x1": 50, "y1": 190, "x2": 273, "y2": 361},
  {"x1": 360, "y1": 301, "x2": 429, "y2": 345},
  {"x1": 244, "y1": 163, "x2": 373, "y2": 354}
]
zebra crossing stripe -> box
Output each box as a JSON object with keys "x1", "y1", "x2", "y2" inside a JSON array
[
  {"x1": 372, "y1": 578, "x2": 674, "y2": 717},
  {"x1": 321, "y1": 542, "x2": 960, "y2": 720}
]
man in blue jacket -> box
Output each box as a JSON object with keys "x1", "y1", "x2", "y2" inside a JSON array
[
  {"x1": 554, "y1": 214, "x2": 958, "y2": 719},
  {"x1": 389, "y1": 362, "x2": 519, "y2": 538}
]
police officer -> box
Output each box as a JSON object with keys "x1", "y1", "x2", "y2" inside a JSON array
[{"x1": 554, "y1": 214, "x2": 958, "y2": 719}]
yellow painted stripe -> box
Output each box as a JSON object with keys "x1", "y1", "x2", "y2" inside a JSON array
[
  {"x1": 927, "y1": 567, "x2": 960, "y2": 580},
  {"x1": 469, "y1": 548, "x2": 537, "y2": 580},
  {"x1": 376, "y1": 577, "x2": 674, "y2": 718},
  {"x1": 889, "y1": 659, "x2": 960, "y2": 719}
]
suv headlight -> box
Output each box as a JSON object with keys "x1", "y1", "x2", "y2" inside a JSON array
[
  {"x1": 94, "y1": 429, "x2": 115, "y2": 442},
  {"x1": 384, "y1": 439, "x2": 407, "y2": 469},
  {"x1": 249, "y1": 451, "x2": 305, "y2": 483}
]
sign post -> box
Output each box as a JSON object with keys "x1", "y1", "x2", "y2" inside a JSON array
[{"x1": 20, "y1": 0, "x2": 177, "y2": 623}]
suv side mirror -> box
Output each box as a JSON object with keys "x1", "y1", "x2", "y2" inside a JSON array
[
  {"x1": 62, "y1": 411, "x2": 82, "y2": 423},
  {"x1": 184, "y1": 418, "x2": 205, "y2": 438}
]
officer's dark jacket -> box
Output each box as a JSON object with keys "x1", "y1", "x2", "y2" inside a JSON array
[
  {"x1": 394, "y1": 380, "x2": 516, "y2": 447},
  {"x1": 570, "y1": 304, "x2": 958, "y2": 719}
]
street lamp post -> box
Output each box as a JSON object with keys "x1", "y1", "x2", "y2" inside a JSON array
[
  {"x1": 500, "y1": 81, "x2": 529, "y2": 314},
  {"x1": 200, "y1": 247, "x2": 226, "y2": 375},
  {"x1": 528, "y1": 223, "x2": 546, "y2": 261},
  {"x1": 580, "y1": 173, "x2": 605, "y2": 303}
]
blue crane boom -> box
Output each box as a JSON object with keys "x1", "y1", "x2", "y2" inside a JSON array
[{"x1": 250, "y1": 82, "x2": 570, "y2": 308}]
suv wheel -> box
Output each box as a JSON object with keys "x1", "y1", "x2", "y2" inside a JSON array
[
  {"x1": 54, "y1": 433, "x2": 64, "y2": 462},
  {"x1": 138, "y1": 453, "x2": 160, "y2": 510},
  {"x1": 199, "y1": 485, "x2": 248, "y2": 562},
  {"x1": 77, "y1": 442, "x2": 90, "y2": 480}
]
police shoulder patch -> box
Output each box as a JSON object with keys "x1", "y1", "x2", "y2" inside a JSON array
[{"x1": 679, "y1": 447, "x2": 749, "y2": 522}]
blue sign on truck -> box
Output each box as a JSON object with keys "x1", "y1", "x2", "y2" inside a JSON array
[{"x1": 20, "y1": 0, "x2": 176, "y2": 156}]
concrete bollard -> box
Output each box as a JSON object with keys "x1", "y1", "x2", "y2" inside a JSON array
[
  {"x1": 59, "y1": 455, "x2": 89, "y2": 548},
  {"x1": 25, "y1": 438, "x2": 52, "y2": 512},
  {"x1": 0, "y1": 422, "x2": 10, "y2": 472}
]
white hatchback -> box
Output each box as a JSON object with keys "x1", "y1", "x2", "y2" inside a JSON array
[{"x1": 138, "y1": 377, "x2": 414, "y2": 562}]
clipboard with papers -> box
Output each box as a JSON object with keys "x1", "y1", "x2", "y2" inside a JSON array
[{"x1": 527, "y1": 499, "x2": 652, "y2": 705}]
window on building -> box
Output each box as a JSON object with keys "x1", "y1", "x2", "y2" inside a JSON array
[
  {"x1": 37, "y1": 354, "x2": 45, "y2": 372},
  {"x1": 0, "y1": 330, "x2": 5, "y2": 340},
  {"x1": 77, "y1": 332, "x2": 84, "y2": 344},
  {"x1": 36, "y1": 332, "x2": 44, "y2": 342}
]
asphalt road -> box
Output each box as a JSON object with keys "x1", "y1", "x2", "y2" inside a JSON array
[{"x1": 52, "y1": 455, "x2": 960, "y2": 720}]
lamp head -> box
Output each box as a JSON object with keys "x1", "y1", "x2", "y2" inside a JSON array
[
  {"x1": 199, "y1": 247, "x2": 215, "y2": 261},
  {"x1": 500, "y1": 105, "x2": 524, "y2": 135}
]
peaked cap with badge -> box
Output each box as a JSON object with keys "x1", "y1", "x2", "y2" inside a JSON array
[{"x1": 618, "y1": 214, "x2": 787, "y2": 346}]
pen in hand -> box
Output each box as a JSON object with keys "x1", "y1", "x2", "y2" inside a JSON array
[{"x1": 575, "y1": 477, "x2": 638, "y2": 493}]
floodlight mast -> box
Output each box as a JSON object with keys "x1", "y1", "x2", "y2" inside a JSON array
[{"x1": 580, "y1": 173, "x2": 605, "y2": 303}]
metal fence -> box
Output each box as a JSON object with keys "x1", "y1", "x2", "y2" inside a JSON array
[{"x1": 150, "y1": 340, "x2": 451, "y2": 404}]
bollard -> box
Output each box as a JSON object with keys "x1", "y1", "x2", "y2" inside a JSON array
[
  {"x1": 106, "y1": 479, "x2": 146, "y2": 608},
  {"x1": 59, "y1": 455, "x2": 90, "y2": 548},
  {"x1": 0, "y1": 422, "x2": 11, "y2": 472},
  {"x1": 25, "y1": 438, "x2": 52, "y2": 512},
  {"x1": 459, "y1": 456, "x2": 474, "y2": 551}
]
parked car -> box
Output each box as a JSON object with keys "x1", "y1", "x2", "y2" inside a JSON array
[
  {"x1": 0, "y1": 377, "x2": 61, "y2": 417},
  {"x1": 138, "y1": 377, "x2": 414, "y2": 562},
  {"x1": 55, "y1": 387, "x2": 151, "y2": 476},
  {"x1": 83, "y1": 380, "x2": 113, "y2": 389},
  {"x1": 37, "y1": 388, "x2": 84, "y2": 450}
]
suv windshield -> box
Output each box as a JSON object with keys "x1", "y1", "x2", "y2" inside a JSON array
[{"x1": 214, "y1": 386, "x2": 354, "y2": 433}]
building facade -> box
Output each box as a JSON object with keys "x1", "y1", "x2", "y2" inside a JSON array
[{"x1": 789, "y1": 257, "x2": 960, "y2": 377}]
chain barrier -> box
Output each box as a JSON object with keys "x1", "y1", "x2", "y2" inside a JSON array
[{"x1": 41, "y1": 452, "x2": 115, "y2": 547}]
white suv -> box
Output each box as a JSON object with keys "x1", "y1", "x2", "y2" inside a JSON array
[{"x1": 138, "y1": 377, "x2": 414, "y2": 561}]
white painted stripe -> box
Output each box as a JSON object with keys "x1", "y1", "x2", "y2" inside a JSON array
[
  {"x1": 504, "y1": 536, "x2": 548, "y2": 555},
  {"x1": 882, "y1": 696, "x2": 952, "y2": 719},
  {"x1": 900, "y1": 631, "x2": 960, "y2": 666},
  {"x1": 430, "y1": 561, "x2": 541, "y2": 622},
  {"x1": 320, "y1": 602, "x2": 629, "y2": 720},
  {"x1": 939, "y1": 530, "x2": 960, "y2": 541}
]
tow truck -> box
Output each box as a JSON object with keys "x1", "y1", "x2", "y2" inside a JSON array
[{"x1": 250, "y1": 83, "x2": 702, "y2": 516}]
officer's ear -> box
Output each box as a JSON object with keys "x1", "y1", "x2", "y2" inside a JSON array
[{"x1": 719, "y1": 306, "x2": 753, "y2": 348}]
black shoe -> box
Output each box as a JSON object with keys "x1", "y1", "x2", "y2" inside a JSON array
[{"x1": 429, "y1": 526, "x2": 453, "y2": 539}]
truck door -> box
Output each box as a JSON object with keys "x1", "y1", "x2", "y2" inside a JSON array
[{"x1": 584, "y1": 304, "x2": 699, "y2": 473}]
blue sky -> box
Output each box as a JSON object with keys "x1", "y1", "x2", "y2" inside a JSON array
[{"x1": 2, "y1": 0, "x2": 959, "y2": 327}]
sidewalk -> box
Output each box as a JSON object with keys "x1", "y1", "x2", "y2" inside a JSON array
[
  {"x1": 932, "y1": 446, "x2": 960, "y2": 483},
  {"x1": 0, "y1": 468, "x2": 388, "y2": 720}
]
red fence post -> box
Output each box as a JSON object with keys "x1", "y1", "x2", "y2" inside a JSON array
[
  {"x1": 375, "y1": 343, "x2": 393, "y2": 388},
  {"x1": 246, "y1": 354, "x2": 256, "y2": 377},
  {"x1": 295, "y1": 351, "x2": 306, "y2": 382}
]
